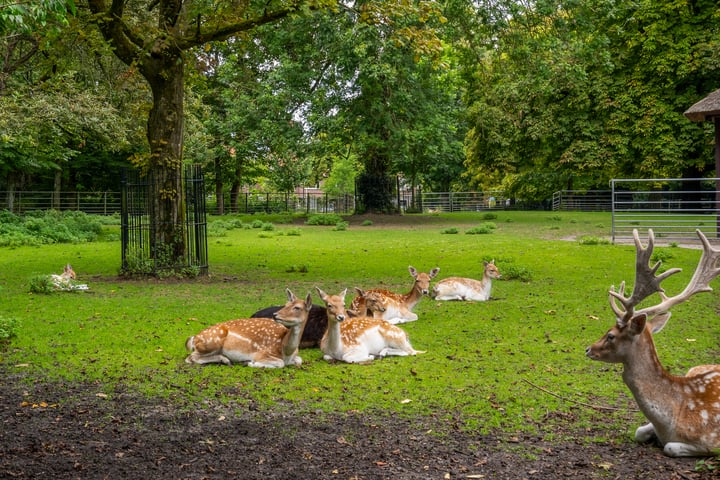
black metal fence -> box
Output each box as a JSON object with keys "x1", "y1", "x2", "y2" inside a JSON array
[{"x1": 121, "y1": 166, "x2": 208, "y2": 275}]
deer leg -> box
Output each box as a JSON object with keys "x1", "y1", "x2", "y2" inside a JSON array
[
  {"x1": 186, "y1": 352, "x2": 232, "y2": 365},
  {"x1": 634, "y1": 423, "x2": 657, "y2": 443},
  {"x1": 664, "y1": 442, "x2": 715, "y2": 457}
]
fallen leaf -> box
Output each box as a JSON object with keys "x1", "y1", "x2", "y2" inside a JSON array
[
  {"x1": 96, "y1": 393, "x2": 108, "y2": 398},
  {"x1": 399, "y1": 398, "x2": 412, "y2": 404},
  {"x1": 15, "y1": 363, "x2": 30, "y2": 368}
]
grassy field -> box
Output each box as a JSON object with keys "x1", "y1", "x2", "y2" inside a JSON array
[{"x1": 1, "y1": 210, "x2": 719, "y2": 444}]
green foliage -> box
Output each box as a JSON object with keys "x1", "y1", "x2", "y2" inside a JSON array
[
  {"x1": 577, "y1": 235, "x2": 610, "y2": 246},
  {"x1": 499, "y1": 264, "x2": 532, "y2": 282},
  {"x1": 306, "y1": 214, "x2": 343, "y2": 225},
  {"x1": 0, "y1": 210, "x2": 102, "y2": 246},
  {"x1": 0, "y1": 316, "x2": 19, "y2": 343},
  {"x1": 441, "y1": 227, "x2": 459, "y2": 234},
  {"x1": 361, "y1": 220, "x2": 373, "y2": 226},
  {"x1": 333, "y1": 221, "x2": 349, "y2": 231},
  {"x1": 465, "y1": 222, "x2": 496, "y2": 234}
]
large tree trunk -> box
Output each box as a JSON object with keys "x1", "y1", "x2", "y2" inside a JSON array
[{"x1": 142, "y1": 48, "x2": 187, "y2": 265}]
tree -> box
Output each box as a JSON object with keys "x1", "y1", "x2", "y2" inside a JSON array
[
  {"x1": 463, "y1": 0, "x2": 720, "y2": 202},
  {"x1": 85, "y1": 0, "x2": 335, "y2": 265}
]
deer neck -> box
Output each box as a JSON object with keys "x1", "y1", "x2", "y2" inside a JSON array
[
  {"x1": 322, "y1": 317, "x2": 344, "y2": 354},
  {"x1": 280, "y1": 323, "x2": 304, "y2": 361},
  {"x1": 621, "y1": 331, "x2": 678, "y2": 423},
  {"x1": 403, "y1": 283, "x2": 423, "y2": 309}
]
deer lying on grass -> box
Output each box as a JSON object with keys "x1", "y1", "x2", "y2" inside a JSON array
[
  {"x1": 586, "y1": 229, "x2": 720, "y2": 457},
  {"x1": 50, "y1": 264, "x2": 89, "y2": 291},
  {"x1": 185, "y1": 289, "x2": 312, "y2": 367},
  {"x1": 250, "y1": 288, "x2": 386, "y2": 349},
  {"x1": 432, "y1": 260, "x2": 501, "y2": 301},
  {"x1": 317, "y1": 287, "x2": 423, "y2": 364},
  {"x1": 349, "y1": 266, "x2": 440, "y2": 324}
]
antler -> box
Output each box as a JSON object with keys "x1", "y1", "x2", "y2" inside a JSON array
[{"x1": 609, "y1": 229, "x2": 720, "y2": 325}]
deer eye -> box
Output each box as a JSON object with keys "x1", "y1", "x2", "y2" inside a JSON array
[{"x1": 606, "y1": 333, "x2": 615, "y2": 342}]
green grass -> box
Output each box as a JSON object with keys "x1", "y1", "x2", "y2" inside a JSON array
[{"x1": 1, "y1": 210, "x2": 719, "y2": 444}]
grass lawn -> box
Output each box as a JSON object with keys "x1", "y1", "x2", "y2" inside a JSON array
[{"x1": 1, "y1": 210, "x2": 719, "y2": 444}]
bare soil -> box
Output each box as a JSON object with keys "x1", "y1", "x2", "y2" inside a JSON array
[{"x1": 1, "y1": 373, "x2": 718, "y2": 480}]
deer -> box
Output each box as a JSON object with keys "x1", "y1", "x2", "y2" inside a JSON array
[
  {"x1": 185, "y1": 289, "x2": 312, "y2": 368},
  {"x1": 586, "y1": 229, "x2": 720, "y2": 457},
  {"x1": 50, "y1": 264, "x2": 89, "y2": 291},
  {"x1": 250, "y1": 288, "x2": 386, "y2": 349},
  {"x1": 349, "y1": 266, "x2": 440, "y2": 324},
  {"x1": 316, "y1": 287, "x2": 423, "y2": 364},
  {"x1": 431, "y1": 260, "x2": 501, "y2": 301}
]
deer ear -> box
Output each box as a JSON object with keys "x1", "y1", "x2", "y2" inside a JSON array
[
  {"x1": 430, "y1": 267, "x2": 440, "y2": 278},
  {"x1": 628, "y1": 313, "x2": 648, "y2": 335},
  {"x1": 648, "y1": 312, "x2": 671, "y2": 334},
  {"x1": 304, "y1": 293, "x2": 313, "y2": 310},
  {"x1": 315, "y1": 286, "x2": 327, "y2": 301},
  {"x1": 340, "y1": 288, "x2": 347, "y2": 299},
  {"x1": 408, "y1": 266, "x2": 418, "y2": 277},
  {"x1": 354, "y1": 287, "x2": 364, "y2": 296},
  {"x1": 286, "y1": 288, "x2": 296, "y2": 302}
]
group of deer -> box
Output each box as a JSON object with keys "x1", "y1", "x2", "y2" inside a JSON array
[{"x1": 185, "y1": 261, "x2": 502, "y2": 367}]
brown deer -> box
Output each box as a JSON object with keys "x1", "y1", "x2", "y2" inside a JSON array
[
  {"x1": 250, "y1": 288, "x2": 386, "y2": 348},
  {"x1": 185, "y1": 289, "x2": 312, "y2": 368},
  {"x1": 432, "y1": 260, "x2": 501, "y2": 301},
  {"x1": 586, "y1": 229, "x2": 720, "y2": 457},
  {"x1": 349, "y1": 266, "x2": 440, "y2": 324},
  {"x1": 316, "y1": 287, "x2": 423, "y2": 364}
]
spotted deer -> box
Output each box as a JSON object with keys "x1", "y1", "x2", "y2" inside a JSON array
[
  {"x1": 586, "y1": 229, "x2": 720, "y2": 457},
  {"x1": 250, "y1": 288, "x2": 386, "y2": 348},
  {"x1": 185, "y1": 289, "x2": 312, "y2": 368},
  {"x1": 349, "y1": 266, "x2": 440, "y2": 324},
  {"x1": 316, "y1": 287, "x2": 423, "y2": 364},
  {"x1": 432, "y1": 260, "x2": 501, "y2": 301}
]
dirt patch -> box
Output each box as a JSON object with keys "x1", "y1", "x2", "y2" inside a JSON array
[{"x1": 1, "y1": 375, "x2": 717, "y2": 479}]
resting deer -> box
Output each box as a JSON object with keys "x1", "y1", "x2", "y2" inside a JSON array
[
  {"x1": 432, "y1": 260, "x2": 501, "y2": 301},
  {"x1": 586, "y1": 229, "x2": 720, "y2": 457},
  {"x1": 316, "y1": 287, "x2": 423, "y2": 364},
  {"x1": 50, "y1": 264, "x2": 89, "y2": 291},
  {"x1": 349, "y1": 266, "x2": 440, "y2": 324},
  {"x1": 250, "y1": 288, "x2": 386, "y2": 348},
  {"x1": 185, "y1": 289, "x2": 312, "y2": 368}
]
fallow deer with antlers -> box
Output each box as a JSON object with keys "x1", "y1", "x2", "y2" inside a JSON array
[
  {"x1": 432, "y1": 260, "x2": 501, "y2": 301},
  {"x1": 586, "y1": 229, "x2": 720, "y2": 457},
  {"x1": 317, "y1": 287, "x2": 423, "y2": 364},
  {"x1": 349, "y1": 266, "x2": 440, "y2": 324},
  {"x1": 185, "y1": 289, "x2": 312, "y2": 368}
]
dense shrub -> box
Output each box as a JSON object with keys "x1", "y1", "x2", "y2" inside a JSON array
[{"x1": 0, "y1": 210, "x2": 103, "y2": 246}]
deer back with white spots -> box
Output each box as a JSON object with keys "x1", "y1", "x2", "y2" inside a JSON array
[
  {"x1": 349, "y1": 266, "x2": 439, "y2": 324},
  {"x1": 317, "y1": 287, "x2": 423, "y2": 364},
  {"x1": 185, "y1": 289, "x2": 312, "y2": 368},
  {"x1": 432, "y1": 260, "x2": 501, "y2": 301},
  {"x1": 586, "y1": 229, "x2": 720, "y2": 457}
]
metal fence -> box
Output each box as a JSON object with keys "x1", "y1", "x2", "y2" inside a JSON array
[
  {"x1": 418, "y1": 191, "x2": 510, "y2": 212},
  {"x1": 0, "y1": 191, "x2": 121, "y2": 215},
  {"x1": 552, "y1": 190, "x2": 612, "y2": 211},
  {"x1": 120, "y1": 166, "x2": 208, "y2": 275},
  {"x1": 611, "y1": 178, "x2": 720, "y2": 244}
]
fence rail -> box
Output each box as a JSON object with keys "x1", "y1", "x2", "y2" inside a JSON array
[
  {"x1": 552, "y1": 190, "x2": 611, "y2": 211},
  {"x1": 611, "y1": 178, "x2": 720, "y2": 244},
  {"x1": 1, "y1": 191, "x2": 121, "y2": 215}
]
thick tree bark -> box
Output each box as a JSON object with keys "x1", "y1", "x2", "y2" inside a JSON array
[{"x1": 142, "y1": 50, "x2": 186, "y2": 263}]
